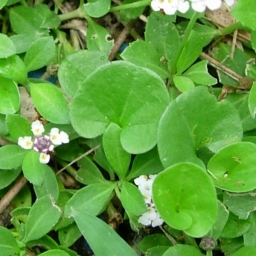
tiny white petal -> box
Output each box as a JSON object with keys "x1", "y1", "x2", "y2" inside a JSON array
[
  {"x1": 18, "y1": 136, "x2": 33, "y2": 149},
  {"x1": 152, "y1": 213, "x2": 164, "y2": 227},
  {"x1": 134, "y1": 175, "x2": 148, "y2": 186},
  {"x1": 60, "y1": 131, "x2": 69, "y2": 143},
  {"x1": 39, "y1": 153, "x2": 50, "y2": 164},
  {"x1": 31, "y1": 120, "x2": 45, "y2": 136},
  {"x1": 205, "y1": 0, "x2": 221, "y2": 10},
  {"x1": 224, "y1": 0, "x2": 235, "y2": 6},
  {"x1": 50, "y1": 128, "x2": 69, "y2": 145}
]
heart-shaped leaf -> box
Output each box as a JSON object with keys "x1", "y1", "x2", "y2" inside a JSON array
[
  {"x1": 157, "y1": 86, "x2": 243, "y2": 168},
  {"x1": 70, "y1": 61, "x2": 169, "y2": 154},
  {"x1": 207, "y1": 142, "x2": 256, "y2": 192},
  {"x1": 153, "y1": 163, "x2": 218, "y2": 237}
]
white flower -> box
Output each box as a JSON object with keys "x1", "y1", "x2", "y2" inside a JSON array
[
  {"x1": 190, "y1": 0, "x2": 235, "y2": 12},
  {"x1": 151, "y1": 0, "x2": 189, "y2": 15},
  {"x1": 31, "y1": 120, "x2": 45, "y2": 136},
  {"x1": 50, "y1": 128, "x2": 69, "y2": 145},
  {"x1": 39, "y1": 153, "x2": 50, "y2": 164},
  {"x1": 138, "y1": 207, "x2": 164, "y2": 227},
  {"x1": 18, "y1": 136, "x2": 33, "y2": 149}
]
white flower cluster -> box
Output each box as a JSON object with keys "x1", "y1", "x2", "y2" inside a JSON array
[
  {"x1": 134, "y1": 175, "x2": 163, "y2": 227},
  {"x1": 151, "y1": 0, "x2": 235, "y2": 15},
  {"x1": 18, "y1": 120, "x2": 69, "y2": 164}
]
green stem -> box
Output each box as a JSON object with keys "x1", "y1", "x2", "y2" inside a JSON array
[
  {"x1": 206, "y1": 250, "x2": 213, "y2": 256},
  {"x1": 216, "y1": 21, "x2": 244, "y2": 37},
  {"x1": 58, "y1": 8, "x2": 84, "y2": 21},
  {"x1": 173, "y1": 11, "x2": 200, "y2": 75},
  {"x1": 110, "y1": 0, "x2": 150, "y2": 12}
]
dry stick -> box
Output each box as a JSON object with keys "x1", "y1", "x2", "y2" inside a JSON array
[
  {"x1": 200, "y1": 52, "x2": 253, "y2": 89},
  {"x1": 108, "y1": 19, "x2": 136, "y2": 61},
  {"x1": 0, "y1": 176, "x2": 27, "y2": 215},
  {"x1": 56, "y1": 145, "x2": 100, "y2": 175},
  {"x1": 159, "y1": 226, "x2": 177, "y2": 246}
]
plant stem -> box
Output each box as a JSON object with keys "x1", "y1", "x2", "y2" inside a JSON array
[
  {"x1": 110, "y1": 0, "x2": 150, "y2": 12},
  {"x1": 216, "y1": 21, "x2": 244, "y2": 37},
  {"x1": 58, "y1": 8, "x2": 84, "y2": 21},
  {"x1": 206, "y1": 250, "x2": 213, "y2": 256}
]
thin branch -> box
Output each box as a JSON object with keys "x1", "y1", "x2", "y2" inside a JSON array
[
  {"x1": 56, "y1": 145, "x2": 100, "y2": 175},
  {"x1": 0, "y1": 176, "x2": 27, "y2": 215}
]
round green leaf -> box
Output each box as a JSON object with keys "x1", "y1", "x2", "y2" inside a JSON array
[
  {"x1": 157, "y1": 86, "x2": 243, "y2": 168},
  {"x1": 39, "y1": 249, "x2": 69, "y2": 256},
  {"x1": 207, "y1": 142, "x2": 256, "y2": 192},
  {"x1": 30, "y1": 83, "x2": 70, "y2": 124},
  {"x1": 0, "y1": 145, "x2": 27, "y2": 170},
  {"x1": 70, "y1": 61, "x2": 169, "y2": 154},
  {"x1": 153, "y1": 163, "x2": 218, "y2": 237},
  {"x1": 83, "y1": 0, "x2": 111, "y2": 18},
  {"x1": 0, "y1": 168, "x2": 21, "y2": 189},
  {"x1": 0, "y1": 77, "x2": 20, "y2": 114},
  {"x1": 0, "y1": 33, "x2": 16, "y2": 58},
  {"x1": 231, "y1": 246, "x2": 256, "y2": 256},
  {"x1": 173, "y1": 75, "x2": 195, "y2": 92},
  {"x1": 58, "y1": 50, "x2": 109, "y2": 98},
  {"x1": 163, "y1": 244, "x2": 203, "y2": 256}
]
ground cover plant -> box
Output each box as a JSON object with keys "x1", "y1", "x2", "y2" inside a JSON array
[{"x1": 1, "y1": 0, "x2": 256, "y2": 255}]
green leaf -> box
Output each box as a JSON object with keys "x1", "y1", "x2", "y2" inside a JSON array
[
  {"x1": 177, "y1": 31, "x2": 204, "y2": 74},
  {"x1": 70, "y1": 61, "x2": 169, "y2": 154},
  {"x1": 72, "y1": 210, "x2": 138, "y2": 256},
  {"x1": 103, "y1": 123, "x2": 131, "y2": 179},
  {"x1": 0, "y1": 145, "x2": 27, "y2": 169},
  {"x1": 163, "y1": 244, "x2": 203, "y2": 256},
  {"x1": 153, "y1": 163, "x2": 218, "y2": 237},
  {"x1": 120, "y1": 0, "x2": 145, "y2": 21},
  {"x1": 223, "y1": 192, "x2": 256, "y2": 220},
  {"x1": 76, "y1": 156, "x2": 107, "y2": 185},
  {"x1": 157, "y1": 86, "x2": 243, "y2": 168},
  {"x1": 22, "y1": 150, "x2": 47, "y2": 185},
  {"x1": 38, "y1": 250, "x2": 69, "y2": 256},
  {"x1": 0, "y1": 168, "x2": 21, "y2": 189},
  {"x1": 58, "y1": 223, "x2": 81, "y2": 247},
  {"x1": 230, "y1": 246, "x2": 256, "y2": 256},
  {"x1": 23, "y1": 195, "x2": 61, "y2": 243},
  {"x1": 221, "y1": 213, "x2": 250, "y2": 238},
  {"x1": 243, "y1": 211, "x2": 256, "y2": 246},
  {"x1": 6, "y1": 114, "x2": 32, "y2": 142},
  {"x1": 127, "y1": 147, "x2": 163, "y2": 181},
  {"x1": 58, "y1": 50, "x2": 109, "y2": 98},
  {"x1": 10, "y1": 34, "x2": 39, "y2": 54},
  {"x1": 0, "y1": 55, "x2": 28, "y2": 84},
  {"x1": 231, "y1": 0, "x2": 256, "y2": 31},
  {"x1": 87, "y1": 18, "x2": 113, "y2": 55},
  {"x1": 0, "y1": 77, "x2": 20, "y2": 114},
  {"x1": 121, "y1": 40, "x2": 170, "y2": 79},
  {"x1": 136, "y1": 234, "x2": 172, "y2": 253},
  {"x1": 9, "y1": 5, "x2": 48, "y2": 36},
  {"x1": 0, "y1": 226, "x2": 20, "y2": 255},
  {"x1": 0, "y1": 33, "x2": 16, "y2": 58},
  {"x1": 30, "y1": 83, "x2": 70, "y2": 124},
  {"x1": 24, "y1": 37, "x2": 55, "y2": 72},
  {"x1": 65, "y1": 183, "x2": 115, "y2": 217},
  {"x1": 248, "y1": 82, "x2": 256, "y2": 118},
  {"x1": 173, "y1": 75, "x2": 195, "y2": 92},
  {"x1": 145, "y1": 12, "x2": 178, "y2": 72},
  {"x1": 0, "y1": 0, "x2": 8, "y2": 9},
  {"x1": 120, "y1": 181, "x2": 147, "y2": 216},
  {"x1": 83, "y1": 0, "x2": 111, "y2": 18},
  {"x1": 208, "y1": 142, "x2": 256, "y2": 192},
  {"x1": 183, "y1": 60, "x2": 217, "y2": 86},
  {"x1": 34, "y1": 165, "x2": 59, "y2": 201}
]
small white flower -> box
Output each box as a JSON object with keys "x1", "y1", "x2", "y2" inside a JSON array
[
  {"x1": 190, "y1": 0, "x2": 234, "y2": 12},
  {"x1": 39, "y1": 153, "x2": 50, "y2": 164},
  {"x1": 50, "y1": 128, "x2": 69, "y2": 145},
  {"x1": 138, "y1": 207, "x2": 164, "y2": 227},
  {"x1": 151, "y1": 0, "x2": 189, "y2": 15},
  {"x1": 31, "y1": 120, "x2": 45, "y2": 136},
  {"x1": 18, "y1": 136, "x2": 33, "y2": 149}
]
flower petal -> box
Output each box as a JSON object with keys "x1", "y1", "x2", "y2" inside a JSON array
[
  {"x1": 31, "y1": 120, "x2": 45, "y2": 136},
  {"x1": 39, "y1": 153, "x2": 50, "y2": 164}
]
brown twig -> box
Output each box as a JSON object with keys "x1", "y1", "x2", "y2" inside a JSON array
[
  {"x1": 56, "y1": 145, "x2": 100, "y2": 175},
  {"x1": 0, "y1": 176, "x2": 27, "y2": 215},
  {"x1": 108, "y1": 19, "x2": 136, "y2": 61}
]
